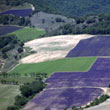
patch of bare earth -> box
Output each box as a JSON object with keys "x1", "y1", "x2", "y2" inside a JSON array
[{"x1": 21, "y1": 34, "x2": 95, "y2": 64}]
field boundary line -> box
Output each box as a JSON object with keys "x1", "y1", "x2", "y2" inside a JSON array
[
  {"x1": 8, "y1": 63, "x2": 20, "y2": 73},
  {"x1": 45, "y1": 86, "x2": 107, "y2": 90}
]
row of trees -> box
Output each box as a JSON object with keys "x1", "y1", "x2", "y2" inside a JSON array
[
  {"x1": 85, "y1": 94, "x2": 110, "y2": 108},
  {"x1": 48, "y1": 14, "x2": 110, "y2": 36},
  {"x1": 0, "y1": 72, "x2": 48, "y2": 78},
  {"x1": 0, "y1": 79, "x2": 18, "y2": 85}
]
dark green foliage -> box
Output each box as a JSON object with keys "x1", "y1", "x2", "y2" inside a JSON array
[
  {"x1": 85, "y1": 94, "x2": 110, "y2": 108},
  {"x1": 49, "y1": 14, "x2": 110, "y2": 35},
  {"x1": 7, "y1": 106, "x2": 19, "y2": 110},
  {"x1": 5, "y1": 0, "x2": 24, "y2": 6},
  {"x1": 5, "y1": 0, "x2": 58, "y2": 14},
  {"x1": 45, "y1": 0, "x2": 110, "y2": 17},
  {"x1": 55, "y1": 17, "x2": 64, "y2": 22},
  {"x1": 7, "y1": 76, "x2": 46, "y2": 110},
  {"x1": 72, "y1": 106, "x2": 78, "y2": 110},
  {"x1": 0, "y1": 34, "x2": 24, "y2": 73},
  {"x1": 0, "y1": 15, "x2": 31, "y2": 26},
  {"x1": 20, "y1": 85, "x2": 33, "y2": 97},
  {"x1": 0, "y1": 34, "x2": 24, "y2": 55},
  {"x1": 17, "y1": 48, "x2": 23, "y2": 53},
  {"x1": 14, "y1": 95, "x2": 28, "y2": 107},
  {"x1": 20, "y1": 80, "x2": 46, "y2": 98},
  {"x1": 4, "y1": 0, "x2": 110, "y2": 17}
]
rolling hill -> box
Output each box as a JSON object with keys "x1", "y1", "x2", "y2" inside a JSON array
[{"x1": 46, "y1": 0, "x2": 110, "y2": 16}]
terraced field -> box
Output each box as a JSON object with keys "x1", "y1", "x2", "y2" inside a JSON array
[{"x1": 0, "y1": 85, "x2": 20, "y2": 110}]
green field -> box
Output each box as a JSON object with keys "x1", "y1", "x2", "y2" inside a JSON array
[
  {"x1": 12, "y1": 3, "x2": 32, "y2": 10},
  {"x1": 10, "y1": 57, "x2": 96, "y2": 76},
  {"x1": 13, "y1": 27, "x2": 46, "y2": 42},
  {"x1": 0, "y1": 85, "x2": 20, "y2": 110}
]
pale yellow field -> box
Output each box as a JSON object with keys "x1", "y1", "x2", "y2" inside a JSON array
[{"x1": 21, "y1": 34, "x2": 95, "y2": 64}]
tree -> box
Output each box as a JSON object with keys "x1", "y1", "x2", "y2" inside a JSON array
[
  {"x1": 14, "y1": 95, "x2": 27, "y2": 107},
  {"x1": 7, "y1": 106, "x2": 19, "y2": 110},
  {"x1": 20, "y1": 85, "x2": 33, "y2": 98},
  {"x1": 72, "y1": 106, "x2": 77, "y2": 110}
]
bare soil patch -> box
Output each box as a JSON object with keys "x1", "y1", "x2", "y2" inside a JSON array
[{"x1": 21, "y1": 34, "x2": 95, "y2": 64}]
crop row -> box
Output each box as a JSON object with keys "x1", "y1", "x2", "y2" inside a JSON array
[
  {"x1": 0, "y1": 26, "x2": 23, "y2": 36},
  {"x1": 30, "y1": 88, "x2": 103, "y2": 110},
  {"x1": 0, "y1": 9, "x2": 32, "y2": 17},
  {"x1": 46, "y1": 58, "x2": 110, "y2": 88},
  {"x1": 66, "y1": 36, "x2": 110, "y2": 57},
  {"x1": 26, "y1": 58, "x2": 110, "y2": 110}
]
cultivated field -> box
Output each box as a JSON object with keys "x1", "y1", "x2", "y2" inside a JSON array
[
  {"x1": 0, "y1": 26, "x2": 23, "y2": 36},
  {"x1": 0, "y1": 85, "x2": 20, "y2": 110},
  {"x1": 25, "y1": 88, "x2": 103, "y2": 110},
  {"x1": 25, "y1": 58, "x2": 110, "y2": 110},
  {"x1": 10, "y1": 57, "x2": 96, "y2": 76},
  {"x1": 0, "y1": 9, "x2": 32, "y2": 17},
  {"x1": 21, "y1": 34, "x2": 94, "y2": 63},
  {"x1": 13, "y1": 27, "x2": 46, "y2": 42},
  {"x1": 67, "y1": 36, "x2": 110, "y2": 57}
]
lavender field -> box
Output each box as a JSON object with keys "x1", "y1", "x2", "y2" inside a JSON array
[
  {"x1": 46, "y1": 58, "x2": 110, "y2": 88},
  {"x1": 25, "y1": 88, "x2": 103, "y2": 110},
  {"x1": 25, "y1": 58, "x2": 110, "y2": 110},
  {"x1": 0, "y1": 26, "x2": 23, "y2": 36},
  {"x1": 66, "y1": 36, "x2": 110, "y2": 57},
  {"x1": 0, "y1": 9, "x2": 32, "y2": 17}
]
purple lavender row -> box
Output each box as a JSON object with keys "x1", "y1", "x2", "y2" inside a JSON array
[
  {"x1": 30, "y1": 88, "x2": 103, "y2": 110},
  {"x1": 45, "y1": 58, "x2": 110, "y2": 88},
  {"x1": 90, "y1": 58, "x2": 110, "y2": 72},
  {"x1": 46, "y1": 78, "x2": 110, "y2": 89},
  {"x1": 66, "y1": 36, "x2": 110, "y2": 57},
  {"x1": 0, "y1": 9, "x2": 32, "y2": 17},
  {"x1": 0, "y1": 26, "x2": 23, "y2": 36}
]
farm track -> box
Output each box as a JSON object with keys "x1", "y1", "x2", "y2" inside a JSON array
[
  {"x1": 8, "y1": 63, "x2": 20, "y2": 73},
  {"x1": 45, "y1": 86, "x2": 107, "y2": 91}
]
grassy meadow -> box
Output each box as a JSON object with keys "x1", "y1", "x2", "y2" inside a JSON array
[
  {"x1": 10, "y1": 57, "x2": 96, "y2": 76},
  {"x1": 0, "y1": 85, "x2": 20, "y2": 110},
  {"x1": 13, "y1": 27, "x2": 46, "y2": 42},
  {"x1": 12, "y1": 3, "x2": 32, "y2": 10}
]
